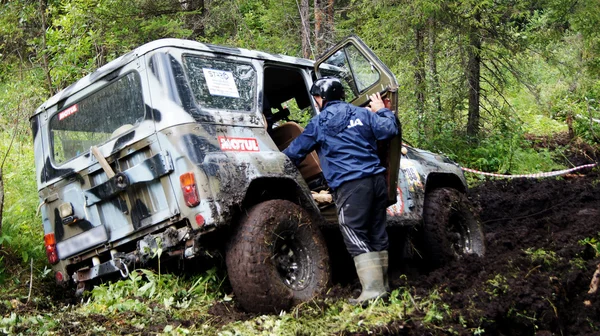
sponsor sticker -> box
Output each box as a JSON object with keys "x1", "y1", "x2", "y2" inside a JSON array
[
  {"x1": 203, "y1": 68, "x2": 240, "y2": 98},
  {"x1": 218, "y1": 136, "x2": 259, "y2": 152},
  {"x1": 386, "y1": 187, "x2": 404, "y2": 216},
  {"x1": 58, "y1": 104, "x2": 78, "y2": 120}
]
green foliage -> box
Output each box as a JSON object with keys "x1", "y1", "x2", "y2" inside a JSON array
[
  {"x1": 524, "y1": 247, "x2": 560, "y2": 268},
  {"x1": 84, "y1": 268, "x2": 222, "y2": 314},
  {"x1": 579, "y1": 235, "x2": 600, "y2": 257},
  {"x1": 0, "y1": 75, "x2": 47, "y2": 268},
  {"x1": 485, "y1": 274, "x2": 509, "y2": 297}
]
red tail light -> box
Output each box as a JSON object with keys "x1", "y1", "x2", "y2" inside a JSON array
[
  {"x1": 180, "y1": 172, "x2": 200, "y2": 207},
  {"x1": 44, "y1": 233, "x2": 59, "y2": 264}
]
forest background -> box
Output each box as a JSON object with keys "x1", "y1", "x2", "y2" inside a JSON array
[{"x1": 0, "y1": 0, "x2": 599, "y2": 333}]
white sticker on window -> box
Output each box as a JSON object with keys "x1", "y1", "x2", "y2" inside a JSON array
[{"x1": 203, "y1": 68, "x2": 240, "y2": 98}]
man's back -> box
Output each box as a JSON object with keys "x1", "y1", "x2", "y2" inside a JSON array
[{"x1": 284, "y1": 100, "x2": 398, "y2": 189}]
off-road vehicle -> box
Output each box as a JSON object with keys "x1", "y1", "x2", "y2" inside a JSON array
[{"x1": 31, "y1": 36, "x2": 484, "y2": 313}]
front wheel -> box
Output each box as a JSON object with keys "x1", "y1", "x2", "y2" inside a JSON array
[
  {"x1": 226, "y1": 200, "x2": 330, "y2": 313},
  {"x1": 421, "y1": 188, "x2": 485, "y2": 269}
]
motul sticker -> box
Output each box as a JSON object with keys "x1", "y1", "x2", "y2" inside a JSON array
[
  {"x1": 58, "y1": 104, "x2": 78, "y2": 120},
  {"x1": 218, "y1": 136, "x2": 259, "y2": 152}
]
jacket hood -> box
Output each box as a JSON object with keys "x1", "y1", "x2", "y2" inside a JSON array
[{"x1": 319, "y1": 101, "x2": 355, "y2": 136}]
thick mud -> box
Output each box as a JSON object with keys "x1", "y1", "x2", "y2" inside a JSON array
[
  {"x1": 391, "y1": 137, "x2": 600, "y2": 335},
  {"x1": 401, "y1": 169, "x2": 600, "y2": 335},
  {"x1": 208, "y1": 136, "x2": 600, "y2": 335}
]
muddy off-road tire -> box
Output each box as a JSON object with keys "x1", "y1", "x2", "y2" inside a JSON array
[
  {"x1": 421, "y1": 188, "x2": 485, "y2": 269},
  {"x1": 226, "y1": 200, "x2": 330, "y2": 313}
]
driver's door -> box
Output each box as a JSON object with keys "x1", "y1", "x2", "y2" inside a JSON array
[{"x1": 315, "y1": 35, "x2": 402, "y2": 205}]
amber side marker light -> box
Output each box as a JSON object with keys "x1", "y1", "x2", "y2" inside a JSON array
[
  {"x1": 44, "y1": 233, "x2": 59, "y2": 264},
  {"x1": 180, "y1": 172, "x2": 200, "y2": 207}
]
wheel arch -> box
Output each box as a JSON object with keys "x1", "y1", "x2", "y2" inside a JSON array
[
  {"x1": 242, "y1": 177, "x2": 315, "y2": 209},
  {"x1": 425, "y1": 172, "x2": 467, "y2": 194}
]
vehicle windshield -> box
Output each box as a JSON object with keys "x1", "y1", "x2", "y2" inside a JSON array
[{"x1": 183, "y1": 55, "x2": 256, "y2": 113}]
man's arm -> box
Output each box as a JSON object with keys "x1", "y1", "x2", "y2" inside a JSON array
[
  {"x1": 367, "y1": 92, "x2": 400, "y2": 140},
  {"x1": 282, "y1": 118, "x2": 319, "y2": 166}
]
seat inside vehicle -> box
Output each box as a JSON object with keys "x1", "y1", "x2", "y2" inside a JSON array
[
  {"x1": 270, "y1": 122, "x2": 322, "y2": 182},
  {"x1": 263, "y1": 66, "x2": 325, "y2": 188}
]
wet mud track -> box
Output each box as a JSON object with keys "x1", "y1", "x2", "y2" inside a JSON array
[
  {"x1": 213, "y1": 137, "x2": 600, "y2": 335},
  {"x1": 399, "y1": 169, "x2": 600, "y2": 335},
  {"x1": 212, "y1": 168, "x2": 600, "y2": 335}
]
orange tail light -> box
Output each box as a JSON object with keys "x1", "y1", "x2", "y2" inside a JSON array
[
  {"x1": 179, "y1": 172, "x2": 200, "y2": 207},
  {"x1": 44, "y1": 233, "x2": 59, "y2": 264}
]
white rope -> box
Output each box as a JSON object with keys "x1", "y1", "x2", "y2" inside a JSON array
[{"x1": 461, "y1": 163, "x2": 597, "y2": 178}]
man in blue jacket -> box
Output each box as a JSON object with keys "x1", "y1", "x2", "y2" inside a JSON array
[{"x1": 283, "y1": 76, "x2": 399, "y2": 304}]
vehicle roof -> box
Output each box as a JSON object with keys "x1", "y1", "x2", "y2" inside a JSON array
[{"x1": 32, "y1": 38, "x2": 316, "y2": 117}]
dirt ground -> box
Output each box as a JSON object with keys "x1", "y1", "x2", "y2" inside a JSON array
[
  {"x1": 211, "y1": 135, "x2": 600, "y2": 335},
  {"x1": 396, "y1": 136, "x2": 600, "y2": 335},
  {"x1": 5, "y1": 135, "x2": 599, "y2": 335}
]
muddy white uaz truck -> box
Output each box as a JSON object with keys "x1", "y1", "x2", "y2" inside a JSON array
[{"x1": 31, "y1": 36, "x2": 484, "y2": 313}]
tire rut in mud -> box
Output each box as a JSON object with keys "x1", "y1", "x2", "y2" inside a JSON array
[{"x1": 402, "y1": 169, "x2": 600, "y2": 335}]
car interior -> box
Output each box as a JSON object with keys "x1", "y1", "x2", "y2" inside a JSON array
[{"x1": 262, "y1": 65, "x2": 328, "y2": 191}]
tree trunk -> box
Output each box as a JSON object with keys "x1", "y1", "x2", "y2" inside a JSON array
[
  {"x1": 314, "y1": 0, "x2": 334, "y2": 56},
  {"x1": 300, "y1": 0, "x2": 312, "y2": 58},
  {"x1": 414, "y1": 25, "x2": 426, "y2": 142},
  {"x1": 428, "y1": 17, "x2": 442, "y2": 117},
  {"x1": 466, "y1": 12, "x2": 481, "y2": 137},
  {"x1": 183, "y1": 0, "x2": 205, "y2": 39},
  {"x1": 325, "y1": 0, "x2": 334, "y2": 47},
  {"x1": 39, "y1": 0, "x2": 53, "y2": 94}
]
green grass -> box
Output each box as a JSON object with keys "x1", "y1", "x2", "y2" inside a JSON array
[{"x1": 0, "y1": 270, "x2": 469, "y2": 335}]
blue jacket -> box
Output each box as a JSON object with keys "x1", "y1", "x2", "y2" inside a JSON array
[{"x1": 283, "y1": 100, "x2": 399, "y2": 189}]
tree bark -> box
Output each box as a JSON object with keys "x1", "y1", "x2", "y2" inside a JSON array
[
  {"x1": 314, "y1": 0, "x2": 334, "y2": 56},
  {"x1": 428, "y1": 17, "x2": 442, "y2": 117},
  {"x1": 466, "y1": 11, "x2": 482, "y2": 137},
  {"x1": 182, "y1": 0, "x2": 205, "y2": 39},
  {"x1": 39, "y1": 0, "x2": 53, "y2": 94},
  {"x1": 414, "y1": 24, "x2": 426, "y2": 142},
  {"x1": 300, "y1": 0, "x2": 312, "y2": 58},
  {"x1": 325, "y1": 0, "x2": 334, "y2": 46}
]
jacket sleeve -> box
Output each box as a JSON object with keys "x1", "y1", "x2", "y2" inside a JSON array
[
  {"x1": 369, "y1": 108, "x2": 399, "y2": 140},
  {"x1": 282, "y1": 118, "x2": 319, "y2": 166}
]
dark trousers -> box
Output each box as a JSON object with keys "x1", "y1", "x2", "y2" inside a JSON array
[{"x1": 333, "y1": 173, "x2": 389, "y2": 257}]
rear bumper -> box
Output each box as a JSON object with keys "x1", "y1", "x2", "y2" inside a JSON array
[{"x1": 70, "y1": 224, "x2": 203, "y2": 284}]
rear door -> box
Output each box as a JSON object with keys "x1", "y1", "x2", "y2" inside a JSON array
[
  {"x1": 42, "y1": 59, "x2": 177, "y2": 260},
  {"x1": 314, "y1": 35, "x2": 402, "y2": 205}
]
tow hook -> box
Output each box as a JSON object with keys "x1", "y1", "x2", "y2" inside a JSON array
[{"x1": 115, "y1": 258, "x2": 130, "y2": 278}]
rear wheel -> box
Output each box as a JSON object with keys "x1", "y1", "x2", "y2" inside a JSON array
[
  {"x1": 421, "y1": 188, "x2": 485, "y2": 269},
  {"x1": 226, "y1": 200, "x2": 330, "y2": 313}
]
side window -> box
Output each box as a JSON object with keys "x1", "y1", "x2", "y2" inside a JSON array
[
  {"x1": 50, "y1": 72, "x2": 145, "y2": 164},
  {"x1": 318, "y1": 44, "x2": 381, "y2": 102},
  {"x1": 183, "y1": 55, "x2": 256, "y2": 113}
]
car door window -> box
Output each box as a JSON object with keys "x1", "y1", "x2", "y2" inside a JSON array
[{"x1": 318, "y1": 44, "x2": 381, "y2": 102}]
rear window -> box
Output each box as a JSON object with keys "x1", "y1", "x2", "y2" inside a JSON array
[
  {"x1": 50, "y1": 72, "x2": 145, "y2": 164},
  {"x1": 183, "y1": 56, "x2": 256, "y2": 113}
]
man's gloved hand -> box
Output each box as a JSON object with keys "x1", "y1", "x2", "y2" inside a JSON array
[{"x1": 368, "y1": 92, "x2": 386, "y2": 112}]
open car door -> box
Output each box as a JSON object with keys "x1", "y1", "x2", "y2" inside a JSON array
[{"x1": 315, "y1": 35, "x2": 402, "y2": 205}]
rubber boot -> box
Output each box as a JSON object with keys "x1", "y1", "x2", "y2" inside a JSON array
[
  {"x1": 380, "y1": 250, "x2": 390, "y2": 293},
  {"x1": 349, "y1": 251, "x2": 387, "y2": 306}
]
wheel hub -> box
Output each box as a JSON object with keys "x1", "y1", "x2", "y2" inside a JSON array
[
  {"x1": 273, "y1": 233, "x2": 312, "y2": 291},
  {"x1": 449, "y1": 213, "x2": 474, "y2": 256}
]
